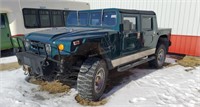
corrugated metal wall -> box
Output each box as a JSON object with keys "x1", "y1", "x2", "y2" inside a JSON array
[{"x1": 74, "y1": 0, "x2": 200, "y2": 56}]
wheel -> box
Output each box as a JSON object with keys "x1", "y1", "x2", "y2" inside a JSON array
[
  {"x1": 149, "y1": 44, "x2": 167, "y2": 68},
  {"x1": 77, "y1": 58, "x2": 108, "y2": 101}
]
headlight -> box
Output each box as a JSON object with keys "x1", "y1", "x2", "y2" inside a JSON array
[
  {"x1": 25, "y1": 39, "x2": 30, "y2": 48},
  {"x1": 45, "y1": 44, "x2": 51, "y2": 54}
]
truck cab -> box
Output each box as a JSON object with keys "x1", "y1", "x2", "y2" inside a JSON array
[{"x1": 16, "y1": 8, "x2": 171, "y2": 101}]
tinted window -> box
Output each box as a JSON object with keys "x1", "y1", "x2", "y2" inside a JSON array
[
  {"x1": 39, "y1": 10, "x2": 50, "y2": 27},
  {"x1": 79, "y1": 12, "x2": 88, "y2": 26},
  {"x1": 142, "y1": 17, "x2": 153, "y2": 30},
  {"x1": 52, "y1": 10, "x2": 63, "y2": 27},
  {"x1": 103, "y1": 11, "x2": 117, "y2": 26},
  {"x1": 23, "y1": 9, "x2": 38, "y2": 28},
  {"x1": 90, "y1": 12, "x2": 101, "y2": 26},
  {"x1": 1, "y1": 15, "x2": 5, "y2": 28},
  {"x1": 67, "y1": 12, "x2": 78, "y2": 25}
]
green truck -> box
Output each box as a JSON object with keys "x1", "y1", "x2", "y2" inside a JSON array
[{"x1": 16, "y1": 8, "x2": 171, "y2": 101}]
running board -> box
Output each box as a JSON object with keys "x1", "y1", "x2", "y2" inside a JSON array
[{"x1": 117, "y1": 56, "x2": 155, "y2": 72}]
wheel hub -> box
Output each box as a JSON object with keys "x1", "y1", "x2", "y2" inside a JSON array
[
  {"x1": 94, "y1": 68, "x2": 105, "y2": 93},
  {"x1": 157, "y1": 49, "x2": 165, "y2": 64}
]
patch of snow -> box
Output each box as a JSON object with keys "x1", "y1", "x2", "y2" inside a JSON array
[
  {"x1": 129, "y1": 97, "x2": 146, "y2": 103},
  {"x1": 0, "y1": 56, "x2": 17, "y2": 64},
  {"x1": 0, "y1": 57, "x2": 200, "y2": 107}
]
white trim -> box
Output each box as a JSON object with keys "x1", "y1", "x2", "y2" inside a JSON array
[{"x1": 111, "y1": 48, "x2": 156, "y2": 67}]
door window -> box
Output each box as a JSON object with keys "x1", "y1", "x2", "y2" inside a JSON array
[
  {"x1": 123, "y1": 16, "x2": 137, "y2": 32},
  {"x1": 1, "y1": 14, "x2": 6, "y2": 29}
]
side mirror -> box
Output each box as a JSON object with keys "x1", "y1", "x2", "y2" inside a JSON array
[{"x1": 120, "y1": 24, "x2": 124, "y2": 32}]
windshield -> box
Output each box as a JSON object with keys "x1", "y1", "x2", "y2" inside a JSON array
[{"x1": 66, "y1": 10, "x2": 117, "y2": 27}]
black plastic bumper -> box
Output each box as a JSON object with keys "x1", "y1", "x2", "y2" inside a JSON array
[{"x1": 16, "y1": 52, "x2": 50, "y2": 76}]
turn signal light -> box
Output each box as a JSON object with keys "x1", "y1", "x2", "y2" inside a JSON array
[{"x1": 58, "y1": 44, "x2": 64, "y2": 51}]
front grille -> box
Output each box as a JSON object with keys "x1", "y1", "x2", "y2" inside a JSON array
[{"x1": 29, "y1": 40, "x2": 46, "y2": 55}]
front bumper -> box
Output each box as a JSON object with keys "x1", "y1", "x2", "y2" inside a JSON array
[{"x1": 16, "y1": 52, "x2": 56, "y2": 76}]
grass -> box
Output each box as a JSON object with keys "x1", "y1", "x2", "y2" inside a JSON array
[
  {"x1": 177, "y1": 56, "x2": 200, "y2": 67},
  {"x1": 29, "y1": 78, "x2": 70, "y2": 94},
  {"x1": 75, "y1": 94, "x2": 107, "y2": 106}
]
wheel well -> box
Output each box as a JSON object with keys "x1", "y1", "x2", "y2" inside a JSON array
[
  {"x1": 157, "y1": 35, "x2": 169, "y2": 51},
  {"x1": 158, "y1": 35, "x2": 169, "y2": 45}
]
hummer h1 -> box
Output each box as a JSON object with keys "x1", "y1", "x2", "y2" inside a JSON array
[{"x1": 16, "y1": 8, "x2": 171, "y2": 101}]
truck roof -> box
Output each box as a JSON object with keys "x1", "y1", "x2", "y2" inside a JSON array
[
  {"x1": 118, "y1": 8, "x2": 156, "y2": 15},
  {"x1": 79, "y1": 8, "x2": 156, "y2": 15}
]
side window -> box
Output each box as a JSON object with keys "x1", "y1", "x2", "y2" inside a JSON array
[
  {"x1": 123, "y1": 16, "x2": 137, "y2": 32},
  {"x1": 23, "y1": 9, "x2": 39, "y2": 28},
  {"x1": 0, "y1": 14, "x2": 5, "y2": 29},
  {"x1": 142, "y1": 17, "x2": 153, "y2": 31},
  {"x1": 39, "y1": 10, "x2": 51, "y2": 27},
  {"x1": 102, "y1": 11, "x2": 117, "y2": 26},
  {"x1": 52, "y1": 10, "x2": 63, "y2": 27}
]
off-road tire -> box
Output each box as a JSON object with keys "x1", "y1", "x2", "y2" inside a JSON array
[
  {"x1": 77, "y1": 58, "x2": 108, "y2": 101},
  {"x1": 149, "y1": 42, "x2": 167, "y2": 68}
]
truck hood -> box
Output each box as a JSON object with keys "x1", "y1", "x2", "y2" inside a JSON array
[{"x1": 26, "y1": 27, "x2": 116, "y2": 43}]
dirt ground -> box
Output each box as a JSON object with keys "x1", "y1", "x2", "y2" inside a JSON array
[{"x1": 0, "y1": 62, "x2": 20, "y2": 71}]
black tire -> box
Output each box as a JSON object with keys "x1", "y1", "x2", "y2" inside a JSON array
[
  {"x1": 149, "y1": 44, "x2": 167, "y2": 68},
  {"x1": 77, "y1": 58, "x2": 108, "y2": 101}
]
